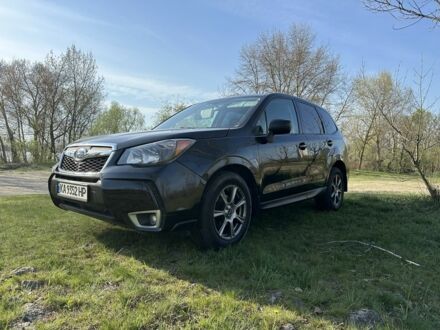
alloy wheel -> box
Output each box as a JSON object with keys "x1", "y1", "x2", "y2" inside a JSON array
[
  {"x1": 330, "y1": 174, "x2": 343, "y2": 207},
  {"x1": 213, "y1": 184, "x2": 247, "y2": 240}
]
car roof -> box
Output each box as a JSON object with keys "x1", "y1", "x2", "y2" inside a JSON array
[{"x1": 212, "y1": 93, "x2": 323, "y2": 107}]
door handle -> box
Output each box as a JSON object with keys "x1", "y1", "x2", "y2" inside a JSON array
[
  {"x1": 298, "y1": 142, "x2": 307, "y2": 150},
  {"x1": 327, "y1": 140, "x2": 333, "y2": 147}
]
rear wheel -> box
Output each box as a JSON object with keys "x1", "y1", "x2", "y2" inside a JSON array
[
  {"x1": 315, "y1": 167, "x2": 345, "y2": 210},
  {"x1": 192, "y1": 171, "x2": 252, "y2": 249}
]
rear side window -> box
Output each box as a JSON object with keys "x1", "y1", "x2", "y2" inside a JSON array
[
  {"x1": 297, "y1": 102, "x2": 323, "y2": 134},
  {"x1": 265, "y1": 98, "x2": 299, "y2": 134},
  {"x1": 317, "y1": 107, "x2": 338, "y2": 134}
]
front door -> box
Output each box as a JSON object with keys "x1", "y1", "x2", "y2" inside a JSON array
[{"x1": 257, "y1": 98, "x2": 310, "y2": 201}]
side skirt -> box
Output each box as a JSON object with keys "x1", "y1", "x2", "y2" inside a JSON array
[{"x1": 260, "y1": 187, "x2": 326, "y2": 210}]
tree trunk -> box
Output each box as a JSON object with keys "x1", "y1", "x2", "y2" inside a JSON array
[
  {"x1": 375, "y1": 134, "x2": 382, "y2": 171},
  {"x1": 0, "y1": 136, "x2": 7, "y2": 162},
  {"x1": 50, "y1": 123, "x2": 57, "y2": 160},
  {"x1": 19, "y1": 118, "x2": 28, "y2": 164},
  {"x1": 415, "y1": 163, "x2": 439, "y2": 201},
  {"x1": 405, "y1": 148, "x2": 440, "y2": 201},
  {"x1": 358, "y1": 128, "x2": 371, "y2": 170},
  {"x1": 398, "y1": 145, "x2": 405, "y2": 173},
  {"x1": 0, "y1": 105, "x2": 19, "y2": 162},
  {"x1": 358, "y1": 116, "x2": 376, "y2": 170},
  {"x1": 358, "y1": 144, "x2": 366, "y2": 170}
]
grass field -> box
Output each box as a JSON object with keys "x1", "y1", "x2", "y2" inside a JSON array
[
  {"x1": 1, "y1": 172, "x2": 440, "y2": 329},
  {"x1": 348, "y1": 170, "x2": 438, "y2": 196}
]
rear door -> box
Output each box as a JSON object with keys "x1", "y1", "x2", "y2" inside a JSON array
[
  {"x1": 295, "y1": 100, "x2": 328, "y2": 189},
  {"x1": 316, "y1": 106, "x2": 339, "y2": 178}
]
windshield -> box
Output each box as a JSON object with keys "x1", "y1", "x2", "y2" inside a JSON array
[{"x1": 154, "y1": 96, "x2": 261, "y2": 130}]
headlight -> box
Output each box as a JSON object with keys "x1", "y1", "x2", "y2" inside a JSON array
[{"x1": 118, "y1": 139, "x2": 195, "y2": 165}]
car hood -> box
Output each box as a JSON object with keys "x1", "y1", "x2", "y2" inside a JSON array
[{"x1": 70, "y1": 128, "x2": 230, "y2": 150}]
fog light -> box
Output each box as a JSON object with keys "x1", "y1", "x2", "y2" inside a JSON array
[
  {"x1": 150, "y1": 214, "x2": 157, "y2": 225},
  {"x1": 136, "y1": 213, "x2": 158, "y2": 226},
  {"x1": 128, "y1": 210, "x2": 161, "y2": 230}
]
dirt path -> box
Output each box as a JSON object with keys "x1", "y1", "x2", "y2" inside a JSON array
[{"x1": 0, "y1": 171, "x2": 49, "y2": 196}]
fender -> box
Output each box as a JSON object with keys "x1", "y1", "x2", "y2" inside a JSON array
[
  {"x1": 203, "y1": 155, "x2": 259, "y2": 184},
  {"x1": 325, "y1": 143, "x2": 349, "y2": 191}
]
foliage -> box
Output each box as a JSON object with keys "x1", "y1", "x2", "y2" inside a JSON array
[
  {"x1": 225, "y1": 23, "x2": 440, "y2": 198},
  {"x1": 153, "y1": 101, "x2": 188, "y2": 127},
  {"x1": 0, "y1": 46, "x2": 104, "y2": 163},
  {"x1": 349, "y1": 71, "x2": 411, "y2": 171},
  {"x1": 343, "y1": 68, "x2": 440, "y2": 199},
  {"x1": 1, "y1": 175, "x2": 440, "y2": 328},
  {"x1": 90, "y1": 101, "x2": 145, "y2": 136}
]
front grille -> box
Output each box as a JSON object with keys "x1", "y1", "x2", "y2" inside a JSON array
[{"x1": 60, "y1": 155, "x2": 109, "y2": 173}]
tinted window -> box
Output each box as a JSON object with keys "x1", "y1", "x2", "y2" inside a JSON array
[
  {"x1": 297, "y1": 102, "x2": 323, "y2": 134},
  {"x1": 255, "y1": 112, "x2": 267, "y2": 135},
  {"x1": 317, "y1": 107, "x2": 337, "y2": 134},
  {"x1": 155, "y1": 96, "x2": 261, "y2": 130},
  {"x1": 265, "y1": 99, "x2": 299, "y2": 134}
]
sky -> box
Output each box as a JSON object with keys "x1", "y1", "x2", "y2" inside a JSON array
[{"x1": 0, "y1": 0, "x2": 438, "y2": 125}]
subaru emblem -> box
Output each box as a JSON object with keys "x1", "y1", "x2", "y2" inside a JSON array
[{"x1": 74, "y1": 147, "x2": 88, "y2": 160}]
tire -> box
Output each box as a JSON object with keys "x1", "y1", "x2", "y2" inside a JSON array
[
  {"x1": 315, "y1": 167, "x2": 345, "y2": 211},
  {"x1": 191, "y1": 171, "x2": 253, "y2": 249}
]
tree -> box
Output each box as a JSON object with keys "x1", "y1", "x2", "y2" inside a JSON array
[
  {"x1": 354, "y1": 67, "x2": 440, "y2": 200},
  {"x1": 378, "y1": 64, "x2": 440, "y2": 200},
  {"x1": 153, "y1": 101, "x2": 188, "y2": 127},
  {"x1": 227, "y1": 24, "x2": 342, "y2": 107},
  {"x1": 331, "y1": 78, "x2": 356, "y2": 124},
  {"x1": 352, "y1": 72, "x2": 406, "y2": 170},
  {"x1": 63, "y1": 45, "x2": 104, "y2": 142},
  {"x1": 19, "y1": 61, "x2": 50, "y2": 163},
  {"x1": 90, "y1": 102, "x2": 145, "y2": 135},
  {"x1": 364, "y1": 0, "x2": 440, "y2": 26},
  {"x1": 41, "y1": 51, "x2": 69, "y2": 160},
  {"x1": 0, "y1": 62, "x2": 18, "y2": 162},
  {"x1": 0, "y1": 46, "x2": 105, "y2": 164},
  {"x1": 0, "y1": 60, "x2": 26, "y2": 163}
]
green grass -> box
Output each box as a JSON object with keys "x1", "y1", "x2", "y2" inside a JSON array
[
  {"x1": 350, "y1": 170, "x2": 440, "y2": 183},
  {"x1": 1, "y1": 189, "x2": 440, "y2": 328},
  {"x1": 0, "y1": 163, "x2": 52, "y2": 173}
]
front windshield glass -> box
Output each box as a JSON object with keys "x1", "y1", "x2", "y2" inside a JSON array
[{"x1": 154, "y1": 96, "x2": 261, "y2": 130}]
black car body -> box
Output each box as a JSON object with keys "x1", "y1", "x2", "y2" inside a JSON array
[{"x1": 49, "y1": 93, "x2": 348, "y2": 248}]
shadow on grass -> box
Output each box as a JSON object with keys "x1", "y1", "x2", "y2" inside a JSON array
[{"x1": 94, "y1": 193, "x2": 439, "y2": 327}]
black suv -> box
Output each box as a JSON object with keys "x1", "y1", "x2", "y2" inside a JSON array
[{"x1": 49, "y1": 93, "x2": 348, "y2": 248}]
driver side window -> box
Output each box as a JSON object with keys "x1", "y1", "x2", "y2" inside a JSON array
[
  {"x1": 264, "y1": 98, "x2": 299, "y2": 134},
  {"x1": 255, "y1": 112, "x2": 268, "y2": 135}
]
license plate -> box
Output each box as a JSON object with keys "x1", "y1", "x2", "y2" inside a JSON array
[{"x1": 57, "y1": 182, "x2": 88, "y2": 202}]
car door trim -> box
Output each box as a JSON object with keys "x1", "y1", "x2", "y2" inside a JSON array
[{"x1": 260, "y1": 187, "x2": 325, "y2": 209}]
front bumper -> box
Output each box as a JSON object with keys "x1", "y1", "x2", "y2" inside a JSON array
[{"x1": 48, "y1": 161, "x2": 205, "y2": 232}]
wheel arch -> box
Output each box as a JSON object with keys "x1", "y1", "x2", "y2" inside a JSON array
[
  {"x1": 204, "y1": 162, "x2": 260, "y2": 212},
  {"x1": 332, "y1": 160, "x2": 348, "y2": 191}
]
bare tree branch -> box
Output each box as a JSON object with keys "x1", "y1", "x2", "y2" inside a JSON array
[
  {"x1": 226, "y1": 24, "x2": 343, "y2": 106},
  {"x1": 327, "y1": 240, "x2": 421, "y2": 266},
  {"x1": 364, "y1": 0, "x2": 440, "y2": 27}
]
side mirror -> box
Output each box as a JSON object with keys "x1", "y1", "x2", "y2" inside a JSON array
[{"x1": 269, "y1": 119, "x2": 291, "y2": 135}]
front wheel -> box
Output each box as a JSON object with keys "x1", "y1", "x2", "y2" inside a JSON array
[
  {"x1": 315, "y1": 167, "x2": 345, "y2": 210},
  {"x1": 191, "y1": 171, "x2": 252, "y2": 249}
]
